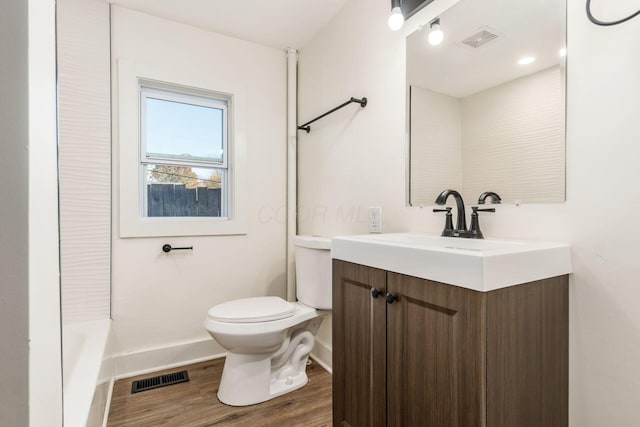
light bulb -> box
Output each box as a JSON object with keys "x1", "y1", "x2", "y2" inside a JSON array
[
  {"x1": 388, "y1": 7, "x2": 404, "y2": 31},
  {"x1": 560, "y1": 48, "x2": 567, "y2": 57},
  {"x1": 428, "y1": 23, "x2": 444, "y2": 45}
]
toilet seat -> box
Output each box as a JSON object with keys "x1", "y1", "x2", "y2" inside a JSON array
[
  {"x1": 205, "y1": 301, "x2": 320, "y2": 340},
  {"x1": 207, "y1": 296, "x2": 295, "y2": 323}
]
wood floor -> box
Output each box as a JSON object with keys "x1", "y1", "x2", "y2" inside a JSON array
[{"x1": 107, "y1": 358, "x2": 332, "y2": 427}]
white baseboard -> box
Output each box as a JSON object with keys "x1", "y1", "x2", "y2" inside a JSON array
[
  {"x1": 311, "y1": 338, "x2": 332, "y2": 374},
  {"x1": 113, "y1": 338, "x2": 225, "y2": 380},
  {"x1": 112, "y1": 336, "x2": 331, "y2": 381}
]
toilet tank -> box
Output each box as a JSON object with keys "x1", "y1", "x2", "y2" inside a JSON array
[{"x1": 294, "y1": 236, "x2": 332, "y2": 310}]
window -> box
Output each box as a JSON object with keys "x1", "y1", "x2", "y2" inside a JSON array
[
  {"x1": 118, "y1": 59, "x2": 246, "y2": 237},
  {"x1": 140, "y1": 84, "x2": 229, "y2": 218}
]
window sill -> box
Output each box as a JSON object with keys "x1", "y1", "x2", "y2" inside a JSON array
[{"x1": 119, "y1": 215, "x2": 247, "y2": 238}]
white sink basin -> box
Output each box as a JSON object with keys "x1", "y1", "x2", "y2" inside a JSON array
[{"x1": 331, "y1": 233, "x2": 572, "y2": 292}]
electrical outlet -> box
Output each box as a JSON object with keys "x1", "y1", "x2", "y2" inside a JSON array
[{"x1": 369, "y1": 206, "x2": 382, "y2": 233}]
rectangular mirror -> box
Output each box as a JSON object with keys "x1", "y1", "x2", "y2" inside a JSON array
[{"x1": 407, "y1": 0, "x2": 566, "y2": 206}]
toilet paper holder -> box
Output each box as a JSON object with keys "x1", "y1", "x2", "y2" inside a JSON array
[{"x1": 162, "y1": 244, "x2": 193, "y2": 253}]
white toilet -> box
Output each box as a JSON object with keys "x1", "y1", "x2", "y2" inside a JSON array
[{"x1": 204, "y1": 235, "x2": 331, "y2": 406}]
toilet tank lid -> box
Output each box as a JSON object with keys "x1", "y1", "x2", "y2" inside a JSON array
[
  {"x1": 293, "y1": 235, "x2": 331, "y2": 250},
  {"x1": 207, "y1": 296, "x2": 296, "y2": 323}
]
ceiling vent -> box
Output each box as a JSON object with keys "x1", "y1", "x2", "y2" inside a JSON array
[{"x1": 462, "y1": 26, "x2": 499, "y2": 48}]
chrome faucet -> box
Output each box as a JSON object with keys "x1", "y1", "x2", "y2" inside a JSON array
[{"x1": 434, "y1": 189, "x2": 467, "y2": 237}]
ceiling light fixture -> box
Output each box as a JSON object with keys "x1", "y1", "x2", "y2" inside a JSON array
[
  {"x1": 560, "y1": 47, "x2": 567, "y2": 57},
  {"x1": 428, "y1": 18, "x2": 444, "y2": 46},
  {"x1": 518, "y1": 56, "x2": 536, "y2": 65},
  {"x1": 388, "y1": 0, "x2": 404, "y2": 31}
]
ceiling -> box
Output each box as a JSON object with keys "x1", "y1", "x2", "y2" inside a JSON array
[
  {"x1": 108, "y1": 0, "x2": 350, "y2": 49},
  {"x1": 407, "y1": 0, "x2": 565, "y2": 98}
]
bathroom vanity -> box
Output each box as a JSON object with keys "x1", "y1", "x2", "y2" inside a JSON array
[{"x1": 331, "y1": 234, "x2": 571, "y2": 427}]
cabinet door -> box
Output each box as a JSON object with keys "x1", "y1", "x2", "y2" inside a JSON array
[
  {"x1": 332, "y1": 260, "x2": 387, "y2": 427},
  {"x1": 386, "y1": 273, "x2": 486, "y2": 427}
]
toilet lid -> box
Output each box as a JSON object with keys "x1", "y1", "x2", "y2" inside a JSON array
[{"x1": 207, "y1": 296, "x2": 296, "y2": 323}]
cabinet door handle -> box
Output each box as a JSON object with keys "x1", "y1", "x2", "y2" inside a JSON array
[
  {"x1": 371, "y1": 288, "x2": 383, "y2": 299},
  {"x1": 386, "y1": 293, "x2": 398, "y2": 304}
]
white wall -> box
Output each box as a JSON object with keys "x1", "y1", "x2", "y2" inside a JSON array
[
  {"x1": 110, "y1": 7, "x2": 288, "y2": 370},
  {"x1": 298, "y1": 0, "x2": 640, "y2": 425},
  {"x1": 462, "y1": 66, "x2": 565, "y2": 203},
  {"x1": 1, "y1": 0, "x2": 62, "y2": 424},
  {"x1": 0, "y1": 0, "x2": 30, "y2": 423},
  {"x1": 28, "y1": 0, "x2": 64, "y2": 424},
  {"x1": 411, "y1": 67, "x2": 565, "y2": 205},
  {"x1": 28, "y1": 0, "x2": 62, "y2": 426},
  {"x1": 410, "y1": 86, "x2": 462, "y2": 205},
  {"x1": 58, "y1": 0, "x2": 111, "y2": 323}
]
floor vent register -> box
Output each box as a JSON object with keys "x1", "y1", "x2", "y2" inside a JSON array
[{"x1": 131, "y1": 370, "x2": 190, "y2": 394}]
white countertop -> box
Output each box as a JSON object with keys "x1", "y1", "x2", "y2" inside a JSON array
[{"x1": 331, "y1": 233, "x2": 572, "y2": 292}]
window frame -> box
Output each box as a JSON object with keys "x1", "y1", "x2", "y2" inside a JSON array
[
  {"x1": 117, "y1": 59, "x2": 247, "y2": 238},
  {"x1": 138, "y1": 83, "x2": 230, "y2": 219}
]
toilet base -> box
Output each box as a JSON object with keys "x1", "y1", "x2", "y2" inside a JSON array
[
  {"x1": 212, "y1": 311, "x2": 325, "y2": 406},
  {"x1": 217, "y1": 351, "x2": 310, "y2": 406}
]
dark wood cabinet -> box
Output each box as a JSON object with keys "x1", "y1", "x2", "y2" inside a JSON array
[
  {"x1": 386, "y1": 272, "x2": 486, "y2": 426},
  {"x1": 332, "y1": 259, "x2": 568, "y2": 427},
  {"x1": 332, "y1": 260, "x2": 387, "y2": 427}
]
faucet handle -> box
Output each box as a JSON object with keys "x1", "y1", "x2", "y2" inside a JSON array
[
  {"x1": 433, "y1": 207, "x2": 455, "y2": 237},
  {"x1": 468, "y1": 206, "x2": 496, "y2": 239},
  {"x1": 473, "y1": 207, "x2": 495, "y2": 213}
]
